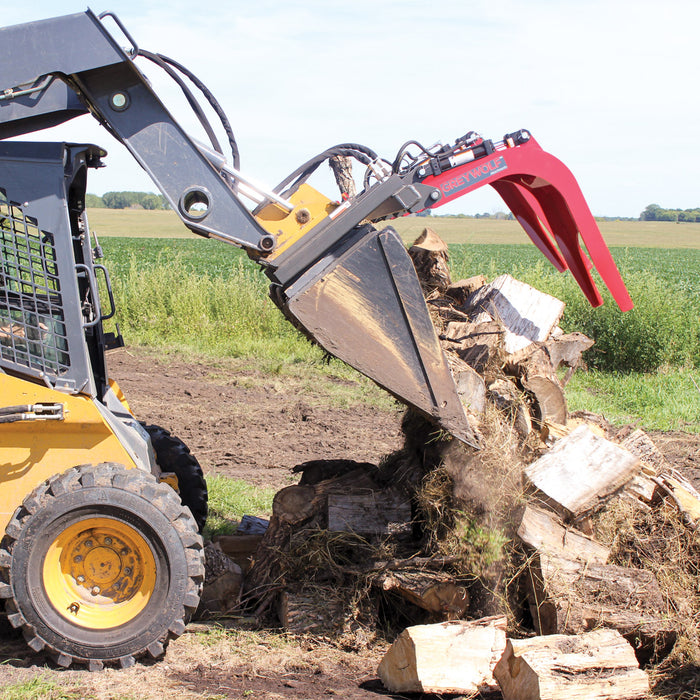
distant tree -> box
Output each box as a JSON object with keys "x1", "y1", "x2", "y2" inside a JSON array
[
  {"x1": 141, "y1": 194, "x2": 161, "y2": 210},
  {"x1": 640, "y1": 203, "x2": 661, "y2": 221},
  {"x1": 85, "y1": 194, "x2": 104, "y2": 208}
]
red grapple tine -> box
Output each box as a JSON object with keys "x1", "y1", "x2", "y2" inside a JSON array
[
  {"x1": 491, "y1": 179, "x2": 567, "y2": 272},
  {"x1": 521, "y1": 173, "x2": 632, "y2": 311}
]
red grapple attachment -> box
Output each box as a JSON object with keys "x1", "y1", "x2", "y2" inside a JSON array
[{"x1": 423, "y1": 134, "x2": 633, "y2": 311}]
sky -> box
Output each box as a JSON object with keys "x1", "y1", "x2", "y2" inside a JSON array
[{"x1": 3, "y1": 0, "x2": 699, "y2": 218}]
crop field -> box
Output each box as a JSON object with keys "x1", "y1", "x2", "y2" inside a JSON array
[
  {"x1": 95, "y1": 211, "x2": 699, "y2": 432},
  {"x1": 88, "y1": 207, "x2": 700, "y2": 248}
]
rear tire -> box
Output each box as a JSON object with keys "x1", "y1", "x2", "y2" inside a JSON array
[
  {"x1": 143, "y1": 424, "x2": 208, "y2": 532},
  {"x1": 0, "y1": 463, "x2": 204, "y2": 669}
]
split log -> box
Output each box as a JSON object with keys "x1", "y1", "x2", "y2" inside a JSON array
[
  {"x1": 449, "y1": 320, "x2": 505, "y2": 373},
  {"x1": 523, "y1": 425, "x2": 640, "y2": 520},
  {"x1": 378, "y1": 616, "x2": 507, "y2": 695},
  {"x1": 493, "y1": 629, "x2": 649, "y2": 700},
  {"x1": 524, "y1": 552, "x2": 676, "y2": 661},
  {"x1": 327, "y1": 489, "x2": 411, "y2": 535},
  {"x1": 446, "y1": 354, "x2": 486, "y2": 414},
  {"x1": 408, "y1": 228, "x2": 451, "y2": 294},
  {"x1": 464, "y1": 274, "x2": 565, "y2": 354},
  {"x1": 374, "y1": 569, "x2": 469, "y2": 618},
  {"x1": 516, "y1": 505, "x2": 609, "y2": 565},
  {"x1": 544, "y1": 331, "x2": 594, "y2": 384},
  {"x1": 487, "y1": 378, "x2": 532, "y2": 438},
  {"x1": 509, "y1": 347, "x2": 567, "y2": 425}
]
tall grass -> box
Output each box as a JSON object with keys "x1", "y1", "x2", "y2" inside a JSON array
[{"x1": 109, "y1": 252, "x2": 321, "y2": 363}]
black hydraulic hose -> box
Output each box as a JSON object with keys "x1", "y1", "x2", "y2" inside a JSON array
[
  {"x1": 137, "y1": 49, "x2": 223, "y2": 156},
  {"x1": 274, "y1": 143, "x2": 379, "y2": 198},
  {"x1": 0, "y1": 405, "x2": 32, "y2": 416},
  {"x1": 150, "y1": 52, "x2": 241, "y2": 170},
  {"x1": 391, "y1": 139, "x2": 435, "y2": 173}
]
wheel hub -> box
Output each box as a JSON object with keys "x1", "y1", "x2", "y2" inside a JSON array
[{"x1": 43, "y1": 517, "x2": 157, "y2": 629}]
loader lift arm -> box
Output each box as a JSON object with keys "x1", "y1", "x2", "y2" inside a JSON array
[{"x1": 0, "y1": 10, "x2": 632, "y2": 445}]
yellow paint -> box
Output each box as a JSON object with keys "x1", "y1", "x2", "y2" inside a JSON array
[
  {"x1": 0, "y1": 374, "x2": 139, "y2": 534},
  {"x1": 254, "y1": 184, "x2": 339, "y2": 260},
  {"x1": 43, "y1": 516, "x2": 156, "y2": 629},
  {"x1": 108, "y1": 378, "x2": 133, "y2": 414}
]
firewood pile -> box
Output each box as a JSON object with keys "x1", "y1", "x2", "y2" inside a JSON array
[{"x1": 202, "y1": 228, "x2": 700, "y2": 698}]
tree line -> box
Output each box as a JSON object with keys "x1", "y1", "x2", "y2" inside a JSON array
[
  {"x1": 86, "y1": 192, "x2": 169, "y2": 210},
  {"x1": 640, "y1": 204, "x2": 700, "y2": 222}
]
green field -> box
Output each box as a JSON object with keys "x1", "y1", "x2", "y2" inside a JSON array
[
  {"x1": 87, "y1": 208, "x2": 700, "y2": 249},
  {"x1": 96, "y1": 211, "x2": 700, "y2": 432}
]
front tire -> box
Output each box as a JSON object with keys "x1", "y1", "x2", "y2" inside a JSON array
[
  {"x1": 143, "y1": 424, "x2": 208, "y2": 533},
  {"x1": 0, "y1": 463, "x2": 204, "y2": 669}
]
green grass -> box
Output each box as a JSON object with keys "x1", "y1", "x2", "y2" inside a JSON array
[
  {"x1": 567, "y1": 369, "x2": 700, "y2": 432},
  {"x1": 204, "y1": 476, "x2": 276, "y2": 538},
  {"x1": 0, "y1": 677, "x2": 85, "y2": 700},
  {"x1": 98, "y1": 234, "x2": 700, "y2": 433}
]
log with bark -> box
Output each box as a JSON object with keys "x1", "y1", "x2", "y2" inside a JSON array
[
  {"x1": 524, "y1": 551, "x2": 676, "y2": 661},
  {"x1": 374, "y1": 568, "x2": 469, "y2": 619},
  {"x1": 378, "y1": 615, "x2": 507, "y2": 695},
  {"x1": 493, "y1": 629, "x2": 649, "y2": 700},
  {"x1": 408, "y1": 228, "x2": 452, "y2": 294}
]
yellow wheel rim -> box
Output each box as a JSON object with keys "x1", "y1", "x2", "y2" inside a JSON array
[{"x1": 43, "y1": 517, "x2": 157, "y2": 629}]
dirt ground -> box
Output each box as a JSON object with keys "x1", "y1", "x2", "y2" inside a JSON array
[{"x1": 1, "y1": 347, "x2": 699, "y2": 699}]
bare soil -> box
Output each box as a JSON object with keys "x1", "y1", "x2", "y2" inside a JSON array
[{"x1": 1, "y1": 346, "x2": 698, "y2": 699}]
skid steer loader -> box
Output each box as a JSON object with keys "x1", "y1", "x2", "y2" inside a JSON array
[{"x1": 0, "y1": 10, "x2": 632, "y2": 668}]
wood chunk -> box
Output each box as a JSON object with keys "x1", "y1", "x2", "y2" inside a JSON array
[
  {"x1": 523, "y1": 426, "x2": 640, "y2": 519},
  {"x1": 487, "y1": 378, "x2": 532, "y2": 438},
  {"x1": 408, "y1": 228, "x2": 451, "y2": 293},
  {"x1": 445, "y1": 275, "x2": 487, "y2": 306},
  {"x1": 212, "y1": 534, "x2": 264, "y2": 573},
  {"x1": 453, "y1": 320, "x2": 505, "y2": 373},
  {"x1": 544, "y1": 331, "x2": 594, "y2": 384},
  {"x1": 199, "y1": 543, "x2": 243, "y2": 616},
  {"x1": 494, "y1": 629, "x2": 649, "y2": 700},
  {"x1": 516, "y1": 506, "x2": 609, "y2": 565},
  {"x1": 522, "y1": 374, "x2": 567, "y2": 425},
  {"x1": 327, "y1": 489, "x2": 411, "y2": 535},
  {"x1": 465, "y1": 274, "x2": 565, "y2": 354},
  {"x1": 328, "y1": 154, "x2": 356, "y2": 197},
  {"x1": 375, "y1": 569, "x2": 469, "y2": 617},
  {"x1": 278, "y1": 587, "x2": 347, "y2": 635},
  {"x1": 272, "y1": 485, "x2": 317, "y2": 524},
  {"x1": 524, "y1": 552, "x2": 676, "y2": 660},
  {"x1": 378, "y1": 616, "x2": 507, "y2": 695},
  {"x1": 292, "y1": 459, "x2": 376, "y2": 486},
  {"x1": 509, "y1": 347, "x2": 567, "y2": 424},
  {"x1": 447, "y1": 354, "x2": 486, "y2": 414},
  {"x1": 620, "y1": 428, "x2": 671, "y2": 472}
]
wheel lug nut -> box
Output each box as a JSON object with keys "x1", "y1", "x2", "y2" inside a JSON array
[
  {"x1": 73, "y1": 555, "x2": 82, "y2": 563},
  {"x1": 91, "y1": 586, "x2": 100, "y2": 596},
  {"x1": 84, "y1": 540, "x2": 93, "y2": 548},
  {"x1": 77, "y1": 575, "x2": 85, "y2": 583},
  {"x1": 124, "y1": 567, "x2": 132, "y2": 576},
  {"x1": 104, "y1": 537, "x2": 112, "y2": 545},
  {"x1": 121, "y1": 548, "x2": 129, "y2": 555}
]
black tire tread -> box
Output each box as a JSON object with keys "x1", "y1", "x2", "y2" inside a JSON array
[
  {"x1": 143, "y1": 424, "x2": 208, "y2": 532},
  {"x1": 0, "y1": 463, "x2": 204, "y2": 669}
]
